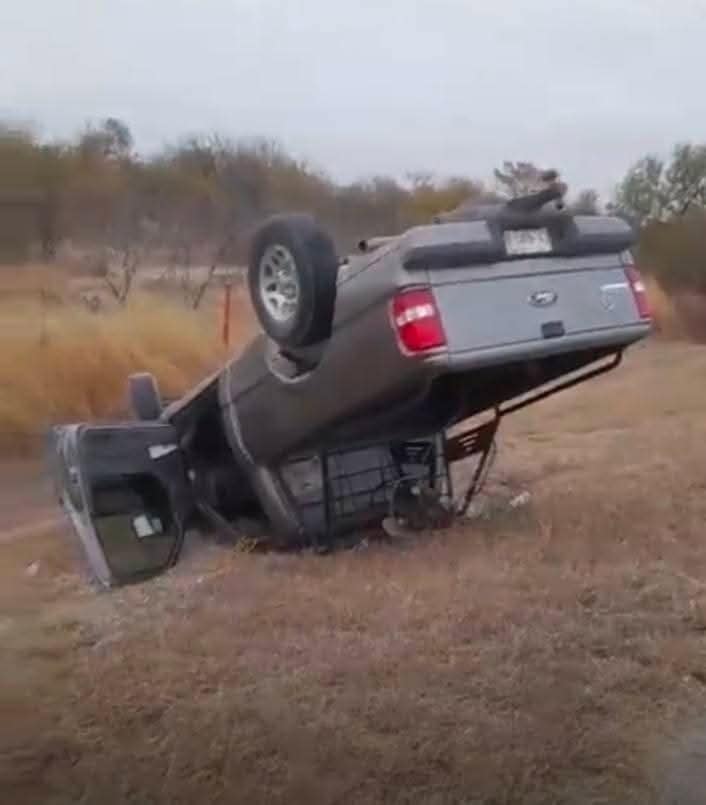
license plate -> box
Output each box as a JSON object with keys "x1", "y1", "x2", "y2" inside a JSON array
[{"x1": 504, "y1": 228, "x2": 552, "y2": 256}]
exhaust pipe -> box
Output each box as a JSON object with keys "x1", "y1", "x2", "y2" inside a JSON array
[{"x1": 358, "y1": 236, "x2": 395, "y2": 253}]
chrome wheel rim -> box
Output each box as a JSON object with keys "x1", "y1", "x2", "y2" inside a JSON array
[{"x1": 258, "y1": 245, "x2": 300, "y2": 323}]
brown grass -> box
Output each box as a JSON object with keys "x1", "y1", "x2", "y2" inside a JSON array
[
  {"x1": 2, "y1": 339, "x2": 706, "y2": 803},
  {"x1": 644, "y1": 276, "x2": 684, "y2": 339},
  {"x1": 0, "y1": 263, "x2": 70, "y2": 301},
  {"x1": 0, "y1": 266, "x2": 255, "y2": 454},
  {"x1": 645, "y1": 274, "x2": 706, "y2": 343},
  {"x1": 672, "y1": 292, "x2": 706, "y2": 343}
]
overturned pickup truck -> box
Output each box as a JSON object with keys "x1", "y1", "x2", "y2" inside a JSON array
[{"x1": 51, "y1": 180, "x2": 652, "y2": 587}]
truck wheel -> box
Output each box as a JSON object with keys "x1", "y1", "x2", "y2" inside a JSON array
[
  {"x1": 128, "y1": 373, "x2": 162, "y2": 421},
  {"x1": 248, "y1": 214, "x2": 338, "y2": 348}
]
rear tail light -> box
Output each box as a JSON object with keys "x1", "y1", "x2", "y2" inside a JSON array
[
  {"x1": 390, "y1": 287, "x2": 447, "y2": 354},
  {"x1": 624, "y1": 265, "x2": 651, "y2": 320}
]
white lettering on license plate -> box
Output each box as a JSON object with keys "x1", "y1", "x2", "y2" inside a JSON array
[{"x1": 504, "y1": 228, "x2": 552, "y2": 256}]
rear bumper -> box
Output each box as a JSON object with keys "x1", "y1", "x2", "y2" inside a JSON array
[{"x1": 427, "y1": 322, "x2": 651, "y2": 373}]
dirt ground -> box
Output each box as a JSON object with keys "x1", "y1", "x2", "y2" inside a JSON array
[
  {"x1": 0, "y1": 460, "x2": 56, "y2": 538},
  {"x1": 3, "y1": 338, "x2": 706, "y2": 804}
]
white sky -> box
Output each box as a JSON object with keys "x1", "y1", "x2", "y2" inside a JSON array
[{"x1": 2, "y1": 0, "x2": 706, "y2": 198}]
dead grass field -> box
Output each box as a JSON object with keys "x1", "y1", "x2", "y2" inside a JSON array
[
  {"x1": 0, "y1": 265, "x2": 254, "y2": 454},
  {"x1": 2, "y1": 338, "x2": 706, "y2": 804}
]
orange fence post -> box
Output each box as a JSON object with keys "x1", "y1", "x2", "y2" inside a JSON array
[{"x1": 222, "y1": 279, "x2": 232, "y2": 348}]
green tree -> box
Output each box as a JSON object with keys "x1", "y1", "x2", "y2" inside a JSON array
[
  {"x1": 615, "y1": 143, "x2": 706, "y2": 224},
  {"x1": 663, "y1": 143, "x2": 706, "y2": 216}
]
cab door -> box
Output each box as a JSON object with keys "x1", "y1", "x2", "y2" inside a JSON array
[{"x1": 51, "y1": 422, "x2": 192, "y2": 588}]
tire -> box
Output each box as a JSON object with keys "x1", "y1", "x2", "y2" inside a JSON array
[
  {"x1": 128, "y1": 373, "x2": 162, "y2": 421},
  {"x1": 248, "y1": 214, "x2": 338, "y2": 348}
]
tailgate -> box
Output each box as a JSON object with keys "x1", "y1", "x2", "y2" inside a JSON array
[{"x1": 430, "y1": 256, "x2": 642, "y2": 354}]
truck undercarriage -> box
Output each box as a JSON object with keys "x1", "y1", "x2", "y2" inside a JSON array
[{"x1": 52, "y1": 346, "x2": 625, "y2": 588}]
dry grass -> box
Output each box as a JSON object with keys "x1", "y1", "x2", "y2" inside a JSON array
[
  {"x1": 671, "y1": 292, "x2": 706, "y2": 343},
  {"x1": 0, "y1": 263, "x2": 70, "y2": 301},
  {"x1": 0, "y1": 266, "x2": 255, "y2": 454},
  {"x1": 2, "y1": 339, "x2": 706, "y2": 804},
  {"x1": 644, "y1": 276, "x2": 685, "y2": 339},
  {"x1": 644, "y1": 274, "x2": 706, "y2": 344}
]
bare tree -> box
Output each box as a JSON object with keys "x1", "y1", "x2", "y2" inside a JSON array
[
  {"x1": 79, "y1": 118, "x2": 133, "y2": 161},
  {"x1": 104, "y1": 245, "x2": 141, "y2": 305},
  {"x1": 569, "y1": 189, "x2": 600, "y2": 215},
  {"x1": 494, "y1": 161, "x2": 546, "y2": 198}
]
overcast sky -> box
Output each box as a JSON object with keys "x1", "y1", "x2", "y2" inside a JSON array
[{"x1": 2, "y1": 0, "x2": 706, "y2": 198}]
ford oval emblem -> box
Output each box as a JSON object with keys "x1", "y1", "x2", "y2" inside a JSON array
[{"x1": 529, "y1": 290, "x2": 558, "y2": 307}]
